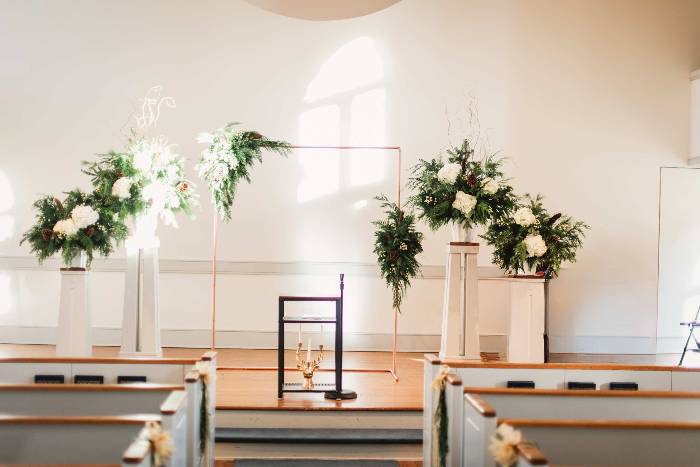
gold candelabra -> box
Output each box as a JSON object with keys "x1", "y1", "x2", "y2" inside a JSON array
[{"x1": 296, "y1": 341, "x2": 324, "y2": 390}]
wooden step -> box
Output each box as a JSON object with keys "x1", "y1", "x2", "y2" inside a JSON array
[{"x1": 216, "y1": 428, "x2": 422, "y2": 444}]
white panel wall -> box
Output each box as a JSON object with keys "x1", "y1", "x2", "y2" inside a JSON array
[
  {"x1": 1, "y1": 0, "x2": 700, "y2": 352},
  {"x1": 692, "y1": 71, "x2": 700, "y2": 160}
]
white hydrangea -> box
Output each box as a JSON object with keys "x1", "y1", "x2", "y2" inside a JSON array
[
  {"x1": 523, "y1": 234, "x2": 547, "y2": 258},
  {"x1": 111, "y1": 177, "x2": 132, "y2": 199},
  {"x1": 71, "y1": 205, "x2": 99, "y2": 229},
  {"x1": 210, "y1": 163, "x2": 229, "y2": 184},
  {"x1": 514, "y1": 207, "x2": 536, "y2": 227},
  {"x1": 437, "y1": 162, "x2": 461, "y2": 184},
  {"x1": 482, "y1": 178, "x2": 499, "y2": 195},
  {"x1": 452, "y1": 191, "x2": 477, "y2": 216},
  {"x1": 53, "y1": 218, "x2": 79, "y2": 237}
]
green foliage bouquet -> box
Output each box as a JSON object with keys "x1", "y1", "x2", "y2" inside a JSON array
[
  {"x1": 196, "y1": 122, "x2": 291, "y2": 222},
  {"x1": 82, "y1": 133, "x2": 197, "y2": 227},
  {"x1": 408, "y1": 138, "x2": 516, "y2": 232},
  {"x1": 482, "y1": 194, "x2": 589, "y2": 277},
  {"x1": 20, "y1": 189, "x2": 128, "y2": 267},
  {"x1": 372, "y1": 195, "x2": 424, "y2": 312}
]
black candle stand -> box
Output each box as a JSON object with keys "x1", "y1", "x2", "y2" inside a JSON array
[{"x1": 277, "y1": 274, "x2": 357, "y2": 400}]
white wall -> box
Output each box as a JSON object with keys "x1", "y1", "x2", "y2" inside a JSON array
[
  {"x1": 657, "y1": 167, "x2": 700, "y2": 354},
  {"x1": 1, "y1": 0, "x2": 700, "y2": 353}
]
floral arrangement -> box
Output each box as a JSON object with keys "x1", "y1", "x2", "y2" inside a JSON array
[
  {"x1": 196, "y1": 122, "x2": 291, "y2": 222},
  {"x1": 408, "y1": 138, "x2": 516, "y2": 232},
  {"x1": 488, "y1": 424, "x2": 523, "y2": 466},
  {"x1": 483, "y1": 194, "x2": 589, "y2": 277},
  {"x1": 431, "y1": 365, "x2": 451, "y2": 467},
  {"x1": 82, "y1": 133, "x2": 197, "y2": 227},
  {"x1": 372, "y1": 195, "x2": 424, "y2": 313},
  {"x1": 20, "y1": 189, "x2": 128, "y2": 266}
]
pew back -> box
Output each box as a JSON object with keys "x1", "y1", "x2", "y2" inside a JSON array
[
  {"x1": 505, "y1": 419, "x2": 700, "y2": 466},
  {"x1": 0, "y1": 415, "x2": 159, "y2": 465}
]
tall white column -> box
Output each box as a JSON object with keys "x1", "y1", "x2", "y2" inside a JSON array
[
  {"x1": 440, "y1": 242, "x2": 480, "y2": 360},
  {"x1": 56, "y1": 253, "x2": 91, "y2": 357},
  {"x1": 120, "y1": 211, "x2": 162, "y2": 357}
]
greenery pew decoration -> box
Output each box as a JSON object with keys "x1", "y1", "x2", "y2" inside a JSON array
[
  {"x1": 82, "y1": 132, "x2": 197, "y2": 227},
  {"x1": 196, "y1": 122, "x2": 291, "y2": 221},
  {"x1": 372, "y1": 195, "x2": 423, "y2": 314},
  {"x1": 20, "y1": 189, "x2": 128, "y2": 266},
  {"x1": 408, "y1": 138, "x2": 516, "y2": 232},
  {"x1": 483, "y1": 194, "x2": 589, "y2": 277}
]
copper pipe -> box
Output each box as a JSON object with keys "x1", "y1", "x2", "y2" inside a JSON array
[
  {"x1": 218, "y1": 366, "x2": 395, "y2": 374},
  {"x1": 211, "y1": 216, "x2": 218, "y2": 351}
]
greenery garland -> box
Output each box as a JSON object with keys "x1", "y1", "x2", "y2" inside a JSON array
[
  {"x1": 82, "y1": 133, "x2": 197, "y2": 226},
  {"x1": 20, "y1": 189, "x2": 128, "y2": 266},
  {"x1": 372, "y1": 195, "x2": 423, "y2": 313},
  {"x1": 408, "y1": 138, "x2": 516, "y2": 231},
  {"x1": 196, "y1": 123, "x2": 291, "y2": 222},
  {"x1": 482, "y1": 194, "x2": 589, "y2": 277}
]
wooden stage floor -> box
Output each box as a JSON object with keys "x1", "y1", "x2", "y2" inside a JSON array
[{"x1": 0, "y1": 345, "x2": 425, "y2": 411}]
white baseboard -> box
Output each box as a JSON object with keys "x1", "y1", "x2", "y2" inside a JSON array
[{"x1": 0, "y1": 325, "x2": 659, "y2": 354}]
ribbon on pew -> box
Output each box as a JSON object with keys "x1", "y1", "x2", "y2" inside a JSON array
[
  {"x1": 489, "y1": 424, "x2": 523, "y2": 467},
  {"x1": 432, "y1": 365, "x2": 451, "y2": 467},
  {"x1": 195, "y1": 360, "x2": 211, "y2": 464},
  {"x1": 146, "y1": 421, "x2": 174, "y2": 467}
]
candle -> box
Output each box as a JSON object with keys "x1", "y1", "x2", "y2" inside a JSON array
[
  {"x1": 307, "y1": 338, "x2": 312, "y2": 361},
  {"x1": 298, "y1": 324, "x2": 301, "y2": 344},
  {"x1": 320, "y1": 324, "x2": 324, "y2": 347}
]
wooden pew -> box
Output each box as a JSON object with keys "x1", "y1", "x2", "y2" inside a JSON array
[
  {"x1": 0, "y1": 414, "x2": 162, "y2": 466},
  {"x1": 423, "y1": 353, "x2": 700, "y2": 466},
  {"x1": 504, "y1": 419, "x2": 700, "y2": 466},
  {"x1": 455, "y1": 386, "x2": 700, "y2": 466},
  {"x1": 0, "y1": 351, "x2": 217, "y2": 467}
]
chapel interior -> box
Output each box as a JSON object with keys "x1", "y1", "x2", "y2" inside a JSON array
[{"x1": 2, "y1": 0, "x2": 700, "y2": 466}]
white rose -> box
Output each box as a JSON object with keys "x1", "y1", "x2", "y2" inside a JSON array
[
  {"x1": 523, "y1": 234, "x2": 547, "y2": 258},
  {"x1": 452, "y1": 191, "x2": 477, "y2": 216},
  {"x1": 111, "y1": 177, "x2": 132, "y2": 199},
  {"x1": 53, "y1": 219, "x2": 79, "y2": 237},
  {"x1": 483, "y1": 178, "x2": 499, "y2": 195},
  {"x1": 514, "y1": 207, "x2": 536, "y2": 227},
  {"x1": 437, "y1": 162, "x2": 461, "y2": 184},
  {"x1": 70, "y1": 205, "x2": 99, "y2": 229}
]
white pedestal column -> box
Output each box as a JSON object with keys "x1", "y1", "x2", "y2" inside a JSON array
[
  {"x1": 120, "y1": 212, "x2": 162, "y2": 356},
  {"x1": 56, "y1": 258, "x2": 91, "y2": 357},
  {"x1": 440, "y1": 242, "x2": 480, "y2": 360},
  {"x1": 507, "y1": 278, "x2": 546, "y2": 363}
]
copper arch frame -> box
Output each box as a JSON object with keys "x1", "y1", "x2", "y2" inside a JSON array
[{"x1": 210, "y1": 144, "x2": 402, "y2": 382}]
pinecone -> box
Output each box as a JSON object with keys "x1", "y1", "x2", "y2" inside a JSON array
[
  {"x1": 388, "y1": 251, "x2": 399, "y2": 261},
  {"x1": 41, "y1": 229, "x2": 53, "y2": 241},
  {"x1": 547, "y1": 213, "x2": 562, "y2": 226},
  {"x1": 467, "y1": 172, "x2": 478, "y2": 187},
  {"x1": 53, "y1": 198, "x2": 64, "y2": 214},
  {"x1": 243, "y1": 131, "x2": 263, "y2": 141},
  {"x1": 115, "y1": 170, "x2": 124, "y2": 178},
  {"x1": 86, "y1": 226, "x2": 95, "y2": 237}
]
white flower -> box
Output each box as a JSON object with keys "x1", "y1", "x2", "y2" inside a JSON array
[
  {"x1": 483, "y1": 178, "x2": 499, "y2": 195},
  {"x1": 514, "y1": 207, "x2": 536, "y2": 227},
  {"x1": 53, "y1": 218, "x2": 79, "y2": 237},
  {"x1": 70, "y1": 205, "x2": 99, "y2": 229},
  {"x1": 132, "y1": 144, "x2": 153, "y2": 172},
  {"x1": 165, "y1": 188, "x2": 180, "y2": 209},
  {"x1": 143, "y1": 180, "x2": 169, "y2": 209},
  {"x1": 210, "y1": 163, "x2": 228, "y2": 184},
  {"x1": 489, "y1": 424, "x2": 522, "y2": 466},
  {"x1": 111, "y1": 177, "x2": 132, "y2": 199},
  {"x1": 437, "y1": 162, "x2": 461, "y2": 184},
  {"x1": 452, "y1": 191, "x2": 477, "y2": 216},
  {"x1": 197, "y1": 132, "x2": 214, "y2": 144},
  {"x1": 523, "y1": 234, "x2": 547, "y2": 258}
]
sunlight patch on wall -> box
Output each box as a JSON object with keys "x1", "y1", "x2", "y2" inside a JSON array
[
  {"x1": 0, "y1": 171, "x2": 15, "y2": 242},
  {"x1": 297, "y1": 105, "x2": 341, "y2": 203},
  {"x1": 348, "y1": 88, "x2": 387, "y2": 187},
  {"x1": 304, "y1": 37, "x2": 384, "y2": 103}
]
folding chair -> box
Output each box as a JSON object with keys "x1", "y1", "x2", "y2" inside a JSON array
[{"x1": 679, "y1": 304, "x2": 700, "y2": 365}]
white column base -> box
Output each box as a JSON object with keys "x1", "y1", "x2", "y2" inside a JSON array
[
  {"x1": 56, "y1": 269, "x2": 91, "y2": 357},
  {"x1": 440, "y1": 242, "x2": 481, "y2": 360},
  {"x1": 120, "y1": 240, "x2": 162, "y2": 357}
]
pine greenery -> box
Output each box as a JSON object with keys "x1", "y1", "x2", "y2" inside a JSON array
[
  {"x1": 197, "y1": 123, "x2": 291, "y2": 222},
  {"x1": 408, "y1": 138, "x2": 516, "y2": 230},
  {"x1": 20, "y1": 189, "x2": 128, "y2": 266},
  {"x1": 483, "y1": 194, "x2": 589, "y2": 277},
  {"x1": 372, "y1": 195, "x2": 424, "y2": 312}
]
